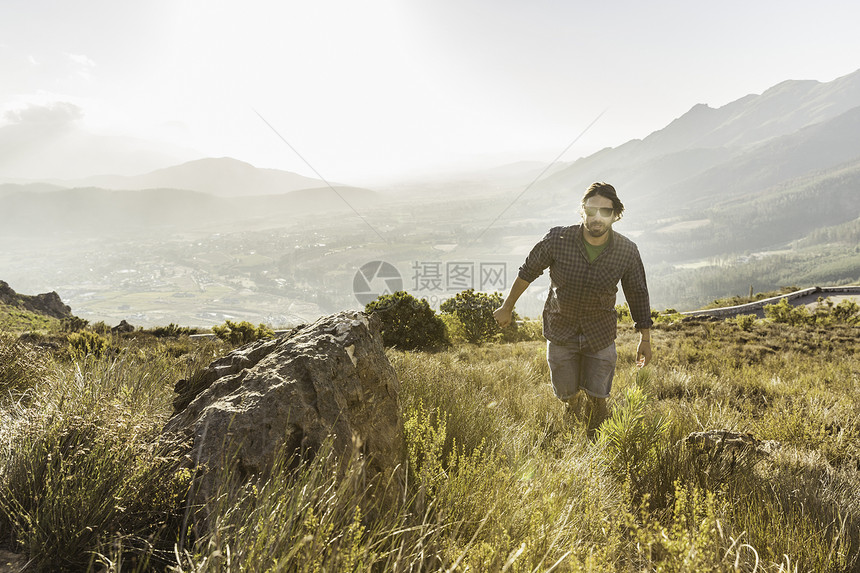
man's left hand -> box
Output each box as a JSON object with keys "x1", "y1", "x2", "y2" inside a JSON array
[{"x1": 636, "y1": 339, "x2": 652, "y2": 368}]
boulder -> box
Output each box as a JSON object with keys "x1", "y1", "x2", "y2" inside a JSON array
[
  {"x1": 0, "y1": 280, "x2": 72, "y2": 319},
  {"x1": 163, "y1": 310, "x2": 403, "y2": 510},
  {"x1": 111, "y1": 319, "x2": 135, "y2": 334}
]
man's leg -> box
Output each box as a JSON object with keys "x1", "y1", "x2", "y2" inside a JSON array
[
  {"x1": 546, "y1": 340, "x2": 584, "y2": 423},
  {"x1": 564, "y1": 392, "x2": 585, "y2": 423},
  {"x1": 588, "y1": 396, "x2": 609, "y2": 429},
  {"x1": 580, "y1": 342, "x2": 617, "y2": 435}
]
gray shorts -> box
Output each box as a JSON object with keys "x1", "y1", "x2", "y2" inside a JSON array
[{"x1": 546, "y1": 337, "x2": 617, "y2": 400}]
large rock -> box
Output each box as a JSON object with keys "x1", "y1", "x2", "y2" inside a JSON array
[
  {"x1": 111, "y1": 319, "x2": 135, "y2": 334},
  {"x1": 0, "y1": 280, "x2": 72, "y2": 319},
  {"x1": 163, "y1": 311, "x2": 403, "y2": 507}
]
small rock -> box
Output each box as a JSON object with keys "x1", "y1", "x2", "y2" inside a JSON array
[{"x1": 684, "y1": 429, "x2": 778, "y2": 456}]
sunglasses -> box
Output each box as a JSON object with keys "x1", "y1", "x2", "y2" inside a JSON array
[{"x1": 583, "y1": 206, "x2": 614, "y2": 218}]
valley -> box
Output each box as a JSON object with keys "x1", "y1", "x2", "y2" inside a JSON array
[{"x1": 2, "y1": 70, "x2": 860, "y2": 328}]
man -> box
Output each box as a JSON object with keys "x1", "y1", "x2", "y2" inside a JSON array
[{"x1": 493, "y1": 182, "x2": 652, "y2": 431}]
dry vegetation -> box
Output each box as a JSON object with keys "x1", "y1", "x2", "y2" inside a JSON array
[{"x1": 0, "y1": 306, "x2": 858, "y2": 571}]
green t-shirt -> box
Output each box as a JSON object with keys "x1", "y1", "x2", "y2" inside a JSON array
[{"x1": 583, "y1": 239, "x2": 608, "y2": 263}]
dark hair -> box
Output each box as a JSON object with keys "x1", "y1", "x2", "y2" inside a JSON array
[{"x1": 582, "y1": 182, "x2": 624, "y2": 221}]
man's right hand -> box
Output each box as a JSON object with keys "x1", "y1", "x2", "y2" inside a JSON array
[{"x1": 493, "y1": 306, "x2": 513, "y2": 328}]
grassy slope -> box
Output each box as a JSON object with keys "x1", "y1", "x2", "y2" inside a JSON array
[
  {"x1": 0, "y1": 302, "x2": 60, "y2": 333},
  {"x1": 0, "y1": 317, "x2": 859, "y2": 571}
]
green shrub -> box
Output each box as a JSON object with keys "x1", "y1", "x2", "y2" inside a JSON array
[
  {"x1": 91, "y1": 321, "x2": 111, "y2": 335},
  {"x1": 67, "y1": 331, "x2": 113, "y2": 360},
  {"x1": 365, "y1": 291, "x2": 449, "y2": 350},
  {"x1": 518, "y1": 318, "x2": 544, "y2": 341},
  {"x1": 764, "y1": 298, "x2": 811, "y2": 325},
  {"x1": 732, "y1": 313, "x2": 758, "y2": 331},
  {"x1": 149, "y1": 323, "x2": 199, "y2": 338},
  {"x1": 597, "y1": 382, "x2": 667, "y2": 499},
  {"x1": 765, "y1": 296, "x2": 860, "y2": 327},
  {"x1": 0, "y1": 347, "x2": 194, "y2": 570},
  {"x1": 704, "y1": 286, "x2": 799, "y2": 309},
  {"x1": 831, "y1": 298, "x2": 860, "y2": 324},
  {"x1": 60, "y1": 315, "x2": 89, "y2": 333},
  {"x1": 440, "y1": 289, "x2": 517, "y2": 344},
  {"x1": 212, "y1": 320, "x2": 274, "y2": 346},
  {"x1": 653, "y1": 308, "x2": 684, "y2": 324}
]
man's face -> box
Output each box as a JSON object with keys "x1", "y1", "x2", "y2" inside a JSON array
[{"x1": 581, "y1": 195, "x2": 615, "y2": 239}]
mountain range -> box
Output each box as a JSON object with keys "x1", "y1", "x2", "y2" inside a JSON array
[
  {"x1": 61, "y1": 157, "x2": 334, "y2": 197},
  {"x1": 4, "y1": 68, "x2": 859, "y2": 245},
  {"x1": 515, "y1": 68, "x2": 860, "y2": 261},
  {"x1": 0, "y1": 157, "x2": 380, "y2": 236},
  {"x1": 1, "y1": 69, "x2": 859, "y2": 324}
]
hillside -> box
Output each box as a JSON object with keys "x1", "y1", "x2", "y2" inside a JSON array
[
  {"x1": 531, "y1": 68, "x2": 860, "y2": 221},
  {"x1": 0, "y1": 312, "x2": 858, "y2": 570},
  {"x1": 58, "y1": 157, "x2": 332, "y2": 197},
  {"x1": 0, "y1": 280, "x2": 71, "y2": 319},
  {"x1": 0, "y1": 280, "x2": 72, "y2": 331},
  {"x1": 0, "y1": 184, "x2": 382, "y2": 237}
]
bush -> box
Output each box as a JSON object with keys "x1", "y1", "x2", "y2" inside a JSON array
[
  {"x1": 653, "y1": 308, "x2": 684, "y2": 325},
  {"x1": 518, "y1": 318, "x2": 545, "y2": 341},
  {"x1": 0, "y1": 349, "x2": 192, "y2": 571},
  {"x1": 733, "y1": 313, "x2": 758, "y2": 331},
  {"x1": 149, "y1": 323, "x2": 199, "y2": 338},
  {"x1": 212, "y1": 320, "x2": 274, "y2": 346},
  {"x1": 91, "y1": 321, "x2": 111, "y2": 335},
  {"x1": 831, "y1": 298, "x2": 860, "y2": 324},
  {"x1": 764, "y1": 297, "x2": 859, "y2": 326},
  {"x1": 67, "y1": 331, "x2": 113, "y2": 360},
  {"x1": 764, "y1": 298, "x2": 811, "y2": 325},
  {"x1": 60, "y1": 316, "x2": 89, "y2": 333},
  {"x1": 440, "y1": 289, "x2": 518, "y2": 344},
  {"x1": 365, "y1": 291, "x2": 449, "y2": 350},
  {"x1": 597, "y1": 382, "x2": 667, "y2": 497}
]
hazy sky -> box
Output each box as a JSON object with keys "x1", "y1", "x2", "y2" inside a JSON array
[{"x1": 1, "y1": 0, "x2": 859, "y2": 183}]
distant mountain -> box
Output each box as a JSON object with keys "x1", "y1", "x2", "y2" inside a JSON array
[
  {"x1": 0, "y1": 182, "x2": 66, "y2": 196},
  {"x1": 641, "y1": 71, "x2": 860, "y2": 154},
  {"x1": 523, "y1": 69, "x2": 860, "y2": 229},
  {"x1": 64, "y1": 157, "x2": 331, "y2": 197},
  {"x1": 655, "y1": 104, "x2": 860, "y2": 208},
  {"x1": 0, "y1": 184, "x2": 382, "y2": 237}
]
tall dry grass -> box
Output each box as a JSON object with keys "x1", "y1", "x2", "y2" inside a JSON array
[{"x1": 0, "y1": 313, "x2": 857, "y2": 571}]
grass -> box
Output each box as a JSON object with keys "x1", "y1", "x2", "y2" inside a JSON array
[
  {"x1": 0, "y1": 311, "x2": 858, "y2": 571},
  {"x1": 0, "y1": 304, "x2": 60, "y2": 333}
]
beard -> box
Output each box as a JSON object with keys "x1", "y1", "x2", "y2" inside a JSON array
[{"x1": 584, "y1": 220, "x2": 610, "y2": 238}]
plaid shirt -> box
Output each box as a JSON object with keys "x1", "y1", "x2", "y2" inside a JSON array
[{"x1": 518, "y1": 225, "x2": 652, "y2": 351}]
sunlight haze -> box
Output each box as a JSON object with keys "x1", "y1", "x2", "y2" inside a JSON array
[{"x1": 2, "y1": 0, "x2": 859, "y2": 183}]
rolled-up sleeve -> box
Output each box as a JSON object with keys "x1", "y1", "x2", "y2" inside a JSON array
[{"x1": 518, "y1": 229, "x2": 556, "y2": 283}]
